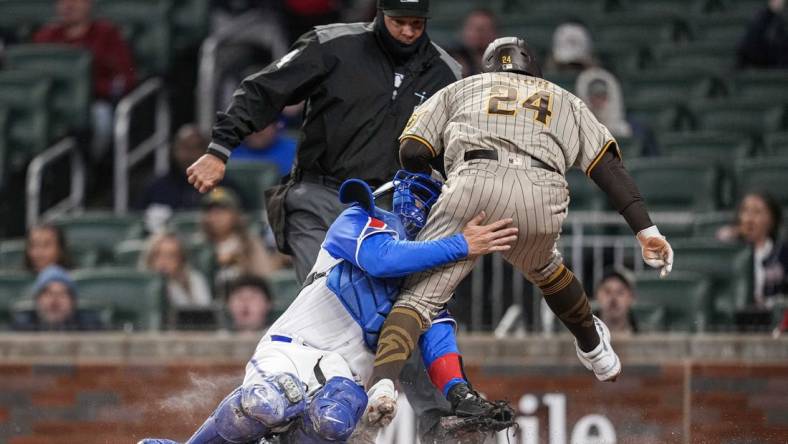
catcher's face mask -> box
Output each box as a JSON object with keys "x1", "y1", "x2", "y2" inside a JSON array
[{"x1": 392, "y1": 170, "x2": 443, "y2": 240}]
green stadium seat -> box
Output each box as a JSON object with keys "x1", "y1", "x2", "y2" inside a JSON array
[
  {"x1": 566, "y1": 169, "x2": 605, "y2": 212},
  {"x1": 691, "y1": 99, "x2": 785, "y2": 140},
  {"x1": 734, "y1": 157, "x2": 788, "y2": 209},
  {"x1": 0, "y1": 70, "x2": 53, "y2": 157},
  {"x1": 72, "y1": 268, "x2": 166, "y2": 331},
  {"x1": 626, "y1": 101, "x2": 687, "y2": 132},
  {"x1": 592, "y1": 13, "x2": 690, "y2": 47},
  {"x1": 689, "y1": 13, "x2": 751, "y2": 44},
  {"x1": 0, "y1": 272, "x2": 35, "y2": 328},
  {"x1": 0, "y1": 107, "x2": 8, "y2": 187},
  {"x1": 185, "y1": 239, "x2": 215, "y2": 281},
  {"x1": 718, "y1": 0, "x2": 767, "y2": 14},
  {"x1": 672, "y1": 239, "x2": 752, "y2": 325},
  {"x1": 267, "y1": 268, "x2": 300, "y2": 322},
  {"x1": 167, "y1": 211, "x2": 203, "y2": 235},
  {"x1": 526, "y1": 0, "x2": 608, "y2": 15},
  {"x1": 0, "y1": 239, "x2": 26, "y2": 270},
  {"x1": 626, "y1": 157, "x2": 720, "y2": 211},
  {"x1": 763, "y1": 132, "x2": 788, "y2": 156},
  {"x1": 633, "y1": 271, "x2": 711, "y2": 332},
  {"x1": 113, "y1": 239, "x2": 147, "y2": 268},
  {"x1": 4, "y1": 45, "x2": 93, "y2": 134},
  {"x1": 617, "y1": 0, "x2": 723, "y2": 14},
  {"x1": 544, "y1": 71, "x2": 578, "y2": 93},
  {"x1": 631, "y1": 304, "x2": 667, "y2": 333},
  {"x1": 616, "y1": 135, "x2": 644, "y2": 158},
  {"x1": 0, "y1": 0, "x2": 53, "y2": 42},
  {"x1": 624, "y1": 71, "x2": 723, "y2": 105},
  {"x1": 95, "y1": 0, "x2": 174, "y2": 77},
  {"x1": 225, "y1": 161, "x2": 281, "y2": 211},
  {"x1": 172, "y1": 0, "x2": 210, "y2": 50},
  {"x1": 734, "y1": 70, "x2": 788, "y2": 102},
  {"x1": 654, "y1": 42, "x2": 736, "y2": 72},
  {"x1": 51, "y1": 212, "x2": 144, "y2": 263},
  {"x1": 429, "y1": 0, "x2": 504, "y2": 20},
  {"x1": 693, "y1": 211, "x2": 734, "y2": 237},
  {"x1": 595, "y1": 42, "x2": 644, "y2": 73}
]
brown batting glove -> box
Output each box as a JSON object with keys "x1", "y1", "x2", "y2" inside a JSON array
[
  {"x1": 187, "y1": 153, "x2": 226, "y2": 194},
  {"x1": 637, "y1": 226, "x2": 674, "y2": 278}
]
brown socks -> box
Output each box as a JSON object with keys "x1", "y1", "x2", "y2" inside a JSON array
[
  {"x1": 539, "y1": 265, "x2": 600, "y2": 352},
  {"x1": 371, "y1": 306, "x2": 427, "y2": 385}
]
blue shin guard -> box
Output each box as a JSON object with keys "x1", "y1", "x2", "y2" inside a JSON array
[
  {"x1": 283, "y1": 377, "x2": 367, "y2": 443},
  {"x1": 186, "y1": 373, "x2": 306, "y2": 444}
]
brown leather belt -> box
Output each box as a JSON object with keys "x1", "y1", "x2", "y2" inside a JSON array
[{"x1": 464, "y1": 149, "x2": 557, "y2": 173}]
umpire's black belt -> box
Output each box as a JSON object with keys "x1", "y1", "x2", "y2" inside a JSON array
[{"x1": 464, "y1": 150, "x2": 557, "y2": 173}]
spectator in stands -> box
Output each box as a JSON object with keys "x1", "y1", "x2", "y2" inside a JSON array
[
  {"x1": 546, "y1": 22, "x2": 595, "y2": 74},
  {"x1": 718, "y1": 191, "x2": 788, "y2": 305},
  {"x1": 576, "y1": 69, "x2": 659, "y2": 157},
  {"x1": 594, "y1": 268, "x2": 638, "y2": 335},
  {"x1": 229, "y1": 120, "x2": 297, "y2": 177},
  {"x1": 142, "y1": 233, "x2": 212, "y2": 308},
  {"x1": 34, "y1": 0, "x2": 137, "y2": 158},
  {"x1": 11, "y1": 265, "x2": 104, "y2": 331},
  {"x1": 453, "y1": 8, "x2": 499, "y2": 76},
  {"x1": 200, "y1": 187, "x2": 285, "y2": 293},
  {"x1": 24, "y1": 224, "x2": 72, "y2": 274},
  {"x1": 738, "y1": 0, "x2": 788, "y2": 68},
  {"x1": 225, "y1": 275, "x2": 273, "y2": 333}
]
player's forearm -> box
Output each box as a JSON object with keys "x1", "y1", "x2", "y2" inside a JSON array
[
  {"x1": 399, "y1": 137, "x2": 435, "y2": 174},
  {"x1": 357, "y1": 233, "x2": 468, "y2": 278},
  {"x1": 589, "y1": 150, "x2": 653, "y2": 233}
]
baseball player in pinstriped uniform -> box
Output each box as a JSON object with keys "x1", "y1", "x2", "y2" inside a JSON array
[{"x1": 363, "y1": 37, "x2": 676, "y2": 425}]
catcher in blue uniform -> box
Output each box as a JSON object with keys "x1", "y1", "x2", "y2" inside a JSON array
[{"x1": 139, "y1": 171, "x2": 516, "y2": 444}]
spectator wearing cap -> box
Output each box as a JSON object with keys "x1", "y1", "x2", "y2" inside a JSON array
[
  {"x1": 11, "y1": 265, "x2": 105, "y2": 331},
  {"x1": 546, "y1": 22, "x2": 595, "y2": 73},
  {"x1": 594, "y1": 268, "x2": 638, "y2": 335},
  {"x1": 200, "y1": 187, "x2": 285, "y2": 295},
  {"x1": 225, "y1": 275, "x2": 273, "y2": 333}
]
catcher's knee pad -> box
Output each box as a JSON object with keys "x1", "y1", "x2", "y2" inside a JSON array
[
  {"x1": 241, "y1": 373, "x2": 307, "y2": 427},
  {"x1": 308, "y1": 376, "x2": 368, "y2": 441},
  {"x1": 209, "y1": 387, "x2": 270, "y2": 443}
]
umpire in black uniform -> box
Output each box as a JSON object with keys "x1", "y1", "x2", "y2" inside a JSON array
[{"x1": 187, "y1": 0, "x2": 461, "y2": 282}]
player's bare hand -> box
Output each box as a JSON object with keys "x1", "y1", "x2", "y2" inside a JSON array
[
  {"x1": 637, "y1": 231, "x2": 674, "y2": 278},
  {"x1": 462, "y1": 211, "x2": 518, "y2": 258},
  {"x1": 187, "y1": 154, "x2": 226, "y2": 193}
]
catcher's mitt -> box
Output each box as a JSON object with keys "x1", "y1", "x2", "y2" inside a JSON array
[{"x1": 426, "y1": 401, "x2": 516, "y2": 443}]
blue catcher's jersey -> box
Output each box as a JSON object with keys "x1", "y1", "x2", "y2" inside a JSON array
[{"x1": 322, "y1": 206, "x2": 454, "y2": 350}]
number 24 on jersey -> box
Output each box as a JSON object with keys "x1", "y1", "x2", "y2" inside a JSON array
[{"x1": 487, "y1": 86, "x2": 553, "y2": 126}]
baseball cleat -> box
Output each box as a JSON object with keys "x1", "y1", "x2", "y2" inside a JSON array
[
  {"x1": 575, "y1": 316, "x2": 621, "y2": 382},
  {"x1": 137, "y1": 440, "x2": 179, "y2": 444},
  {"x1": 363, "y1": 378, "x2": 398, "y2": 427}
]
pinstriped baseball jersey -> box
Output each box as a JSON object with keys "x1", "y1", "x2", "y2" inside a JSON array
[{"x1": 400, "y1": 72, "x2": 620, "y2": 177}]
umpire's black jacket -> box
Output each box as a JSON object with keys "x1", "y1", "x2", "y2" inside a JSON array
[{"x1": 207, "y1": 19, "x2": 461, "y2": 186}]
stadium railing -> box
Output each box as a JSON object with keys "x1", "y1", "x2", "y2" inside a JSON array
[{"x1": 25, "y1": 137, "x2": 85, "y2": 228}]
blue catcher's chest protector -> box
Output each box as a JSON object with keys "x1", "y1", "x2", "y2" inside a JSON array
[{"x1": 323, "y1": 207, "x2": 408, "y2": 350}]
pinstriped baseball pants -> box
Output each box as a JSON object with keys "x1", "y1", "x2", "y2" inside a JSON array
[{"x1": 396, "y1": 156, "x2": 570, "y2": 324}]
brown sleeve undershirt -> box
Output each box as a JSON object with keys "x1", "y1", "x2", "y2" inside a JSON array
[
  {"x1": 588, "y1": 149, "x2": 653, "y2": 234},
  {"x1": 399, "y1": 137, "x2": 435, "y2": 175}
]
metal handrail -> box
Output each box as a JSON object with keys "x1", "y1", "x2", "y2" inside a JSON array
[
  {"x1": 26, "y1": 137, "x2": 85, "y2": 228},
  {"x1": 114, "y1": 78, "x2": 171, "y2": 214}
]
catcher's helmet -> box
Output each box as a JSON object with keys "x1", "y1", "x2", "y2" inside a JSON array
[
  {"x1": 392, "y1": 170, "x2": 443, "y2": 240},
  {"x1": 482, "y1": 37, "x2": 542, "y2": 78}
]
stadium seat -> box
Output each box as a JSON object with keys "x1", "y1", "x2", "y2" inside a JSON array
[
  {"x1": 0, "y1": 239, "x2": 26, "y2": 270},
  {"x1": 171, "y1": 0, "x2": 210, "y2": 50},
  {"x1": 0, "y1": 0, "x2": 53, "y2": 43},
  {"x1": 0, "y1": 70, "x2": 53, "y2": 157},
  {"x1": 626, "y1": 158, "x2": 720, "y2": 211},
  {"x1": 718, "y1": 0, "x2": 769, "y2": 14},
  {"x1": 630, "y1": 304, "x2": 667, "y2": 333},
  {"x1": 633, "y1": 271, "x2": 711, "y2": 332},
  {"x1": 566, "y1": 169, "x2": 605, "y2": 212},
  {"x1": 691, "y1": 99, "x2": 785, "y2": 141},
  {"x1": 167, "y1": 211, "x2": 203, "y2": 235},
  {"x1": 0, "y1": 107, "x2": 8, "y2": 187},
  {"x1": 267, "y1": 268, "x2": 300, "y2": 322},
  {"x1": 0, "y1": 272, "x2": 35, "y2": 328},
  {"x1": 733, "y1": 70, "x2": 788, "y2": 102},
  {"x1": 544, "y1": 71, "x2": 578, "y2": 93},
  {"x1": 624, "y1": 71, "x2": 723, "y2": 105},
  {"x1": 525, "y1": 0, "x2": 608, "y2": 15},
  {"x1": 3, "y1": 45, "x2": 93, "y2": 134},
  {"x1": 693, "y1": 211, "x2": 734, "y2": 238},
  {"x1": 763, "y1": 132, "x2": 788, "y2": 156},
  {"x1": 429, "y1": 0, "x2": 504, "y2": 20},
  {"x1": 95, "y1": 0, "x2": 174, "y2": 78},
  {"x1": 225, "y1": 161, "x2": 281, "y2": 211},
  {"x1": 689, "y1": 13, "x2": 751, "y2": 44},
  {"x1": 184, "y1": 239, "x2": 215, "y2": 281},
  {"x1": 592, "y1": 13, "x2": 691, "y2": 48},
  {"x1": 625, "y1": 101, "x2": 687, "y2": 133},
  {"x1": 672, "y1": 239, "x2": 752, "y2": 325},
  {"x1": 734, "y1": 157, "x2": 788, "y2": 209},
  {"x1": 595, "y1": 42, "x2": 644, "y2": 73},
  {"x1": 653, "y1": 42, "x2": 736, "y2": 72},
  {"x1": 616, "y1": 0, "x2": 722, "y2": 14},
  {"x1": 72, "y1": 268, "x2": 166, "y2": 331},
  {"x1": 113, "y1": 239, "x2": 147, "y2": 268},
  {"x1": 51, "y1": 212, "x2": 145, "y2": 263}
]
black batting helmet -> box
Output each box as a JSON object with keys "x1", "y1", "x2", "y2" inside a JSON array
[{"x1": 482, "y1": 37, "x2": 542, "y2": 78}]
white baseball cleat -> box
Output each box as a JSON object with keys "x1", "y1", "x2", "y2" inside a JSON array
[
  {"x1": 575, "y1": 316, "x2": 622, "y2": 382},
  {"x1": 363, "y1": 378, "x2": 398, "y2": 427}
]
